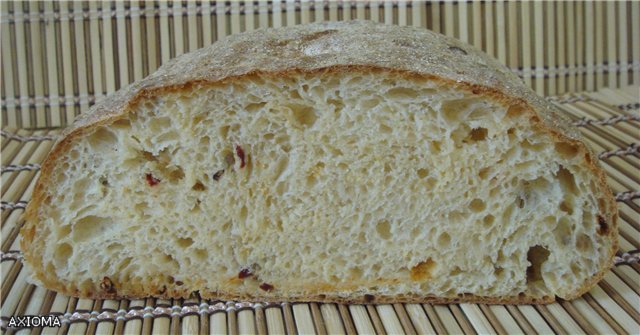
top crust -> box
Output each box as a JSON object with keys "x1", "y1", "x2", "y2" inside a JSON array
[{"x1": 21, "y1": 21, "x2": 617, "y2": 303}]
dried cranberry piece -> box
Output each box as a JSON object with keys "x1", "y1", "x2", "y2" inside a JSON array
[
  {"x1": 238, "y1": 268, "x2": 253, "y2": 279},
  {"x1": 259, "y1": 283, "x2": 274, "y2": 291},
  {"x1": 236, "y1": 145, "x2": 246, "y2": 169},
  {"x1": 146, "y1": 173, "x2": 160, "y2": 186}
]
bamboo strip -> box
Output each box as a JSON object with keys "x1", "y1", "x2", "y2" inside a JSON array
[
  {"x1": 594, "y1": 1, "x2": 605, "y2": 90},
  {"x1": 421, "y1": 304, "x2": 447, "y2": 334},
  {"x1": 457, "y1": 1, "x2": 468, "y2": 44},
  {"x1": 159, "y1": 1, "x2": 171, "y2": 64},
  {"x1": 292, "y1": 303, "x2": 316, "y2": 334},
  {"x1": 484, "y1": 1, "x2": 494, "y2": 58},
  {"x1": 392, "y1": 304, "x2": 417, "y2": 335},
  {"x1": 28, "y1": 1, "x2": 45, "y2": 128},
  {"x1": 170, "y1": 301, "x2": 181, "y2": 334},
  {"x1": 1, "y1": 129, "x2": 33, "y2": 165},
  {"x1": 40, "y1": 293, "x2": 70, "y2": 335},
  {"x1": 67, "y1": 298, "x2": 94, "y2": 334},
  {"x1": 188, "y1": 2, "x2": 201, "y2": 50},
  {"x1": 202, "y1": 1, "x2": 213, "y2": 45},
  {"x1": 432, "y1": 305, "x2": 463, "y2": 334},
  {"x1": 321, "y1": 304, "x2": 347, "y2": 335},
  {"x1": 494, "y1": 0, "x2": 506, "y2": 65},
  {"x1": 443, "y1": 1, "x2": 454, "y2": 38},
  {"x1": 140, "y1": 298, "x2": 154, "y2": 335},
  {"x1": 449, "y1": 305, "x2": 476, "y2": 334},
  {"x1": 545, "y1": 1, "x2": 557, "y2": 96},
  {"x1": 13, "y1": 2, "x2": 31, "y2": 128},
  {"x1": 607, "y1": 2, "x2": 618, "y2": 89},
  {"x1": 173, "y1": 1, "x2": 185, "y2": 58},
  {"x1": 376, "y1": 304, "x2": 404, "y2": 334},
  {"x1": 607, "y1": 268, "x2": 640, "y2": 307},
  {"x1": 309, "y1": 303, "x2": 328, "y2": 335},
  {"x1": 1, "y1": 2, "x2": 17, "y2": 128},
  {"x1": 72, "y1": 1, "x2": 89, "y2": 121},
  {"x1": 11, "y1": 284, "x2": 36, "y2": 335},
  {"x1": 545, "y1": 303, "x2": 586, "y2": 335},
  {"x1": 0, "y1": 132, "x2": 40, "y2": 195},
  {"x1": 397, "y1": 1, "x2": 407, "y2": 26},
  {"x1": 365, "y1": 304, "x2": 387, "y2": 334},
  {"x1": 114, "y1": 299, "x2": 131, "y2": 334},
  {"x1": 599, "y1": 277, "x2": 640, "y2": 323},
  {"x1": 520, "y1": 2, "x2": 533, "y2": 90},
  {"x1": 88, "y1": 1, "x2": 104, "y2": 105},
  {"x1": 459, "y1": 304, "x2": 495, "y2": 334},
  {"x1": 584, "y1": 2, "x2": 595, "y2": 91},
  {"x1": 264, "y1": 307, "x2": 285, "y2": 335},
  {"x1": 370, "y1": 1, "x2": 380, "y2": 23},
  {"x1": 287, "y1": 0, "x2": 297, "y2": 27},
  {"x1": 575, "y1": 1, "x2": 585, "y2": 92},
  {"x1": 430, "y1": 2, "x2": 440, "y2": 34},
  {"x1": 258, "y1": 0, "x2": 268, "y2": 30},
  {"x1": 131, "y1": 1, "x2": 144, "y2": 81},
  {"x1": 181, "y1": 314, "x2": 201, "y2": 334},
  {"x1": 589, "y1": 285, "x2": 640, "y2": 333},
  {"x1": 254, "y1": 305, "x2": 267, "y2": 335},
  {"x1": 281, "y1": 303, "x2": 296, "y2": 335},
  {"x1": 533, "y1": 1, "x2": 544, "y2": 95},
  {"x1": 570, "y1": 297, "x2": 617, "y2": 334},
  {"x1": 210, "y1": 311, "x2": 227, "y2": 335},
  {"x1": 383, "y1": 1, "x2": 393, "y2": 25},
  {"x1": 93, "y1": 299, "x2": 117, "y2": 334},
  {"x1": 632, "y1": 2, "x2": 640, "y2": 85},
  {"x1": 101, "y1": 1, "x2": 117, "y2": 94},
  {"x1": 300, "y1": 0, "x2": 311, "y2": 25},
  {"x1": 471, "y1": 1, "x2": 481, "y2": 50},
  {"x1": 35, "y1": 290, "x2": 56, "y2": 334},
  {"x1": 122, "y1": 299, "x2": 145, "y2": 334},
  {"x1": 506, "y1": 1, "x2": 518, "y2": 72},
  {"x1": 349, "y1": 305, "x2": 376, "y2": 334},
  {"x1": 238, "y1": 309, "x2": 256, "y2": 334},
  {"x1": 238, "y1": 309, "x2": 256, "y2": 335},
  {"x1": 504, "y1": 305, "x2": 536, "y2": 334},
  {"x1": 16, "y1": 287, "x2": 50, "y2": 335},
  {"x1": 272, "y1": 0, "x2": 282, "y2": 28},
  {"x1": 342, "y1": 0, "x2": 352, "y2": 21},
  {"x1": 532, "y1": 305, "x2": 567, "y2": 334},
  {"x1": 582, "y1": 293, "x2": 627, "y2": 335},
  {"x1": 355, "y1": 1, "x2": 365, "y2": 24},
  {"x1": 484, "y1": 305, "x2": 520, "y2": 334},
  {"x1": 555, "y1": 1, "x2": 566, "y2": 94},
  {"x1": 404, "y1": 304, "x2": 436, "y2": 334}
]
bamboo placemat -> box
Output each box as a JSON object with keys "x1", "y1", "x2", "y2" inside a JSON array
[
  {"x1": 0, "y1": 86, "x2": 638, "y2": 334},
  {"x1": 1, "y1": 0, "x2": 640, "y2": 129}
]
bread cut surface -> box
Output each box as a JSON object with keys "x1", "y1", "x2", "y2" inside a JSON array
[{"x1": 21, "y1": 21, "x2": 617, "y2": 304}]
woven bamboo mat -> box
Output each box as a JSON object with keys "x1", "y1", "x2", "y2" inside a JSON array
[{"x1": 1, "y1": 86, "x2": 639, "y2": 334}]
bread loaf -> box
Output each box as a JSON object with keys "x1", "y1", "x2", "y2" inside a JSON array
[{"x1": 21, "y1": 21, "x2": 617, "y2": 304}]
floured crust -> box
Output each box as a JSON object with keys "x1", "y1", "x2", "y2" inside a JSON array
[{"x1": 21, "y1": 21, "x2": 617, "y2": 304}]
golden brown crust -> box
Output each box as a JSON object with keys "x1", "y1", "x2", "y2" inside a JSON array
[{"x1": 21, "y1": 21, "x2": 617, "y2": 304}]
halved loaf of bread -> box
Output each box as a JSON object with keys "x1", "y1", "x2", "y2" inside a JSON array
[{"x1": 21, "y1": 21, "x2": 617, "y2": 304}]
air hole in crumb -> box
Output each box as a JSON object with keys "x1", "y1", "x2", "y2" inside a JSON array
[
  {"x1": 516, "y1": 196, "x2": 525, "y2": 209},
  {"x1": 417, "y1": 168, "x2": 429, "y2": 179},
  {"x1": 526, "y1": 245, "x2": 550, "y2": 284},
  {"x1": 597, "y1": 215, "x2": 609, "y2": 235},
  {"x1": 437, "y1": 232, "x2": 451, "y2": 248},
  {"x1": 192, "y1": 181, "x2": 206, "y2": 191},
  {"x1": 467, "y1": 128, "x2": 488, "y2": 142},
  {"x1": 555, "y1": 142, "x2": 580, "y2": 160},
  {"x1": 482, "y1": 215, "x2": 495, "y2": 228},
  {"x1": 506, "y1": 104, "x2": 526, "y2": 118},
  {"x1": 556, "y1": 165, "x2": 577, "y2": 193},
  {"x1": 478, "y1": 167, "x2": 491, "y2": 179},
  {"x1": 287, "y1": 103, "x2": 317, "y2": 127},
  {"x1": 176, "y1": 237, "x2": 194, "y2": 248},
  {"x1": 469, "y1": 199, "x2": 486, "y2": 212},
  {"x1": 410, "y1": 259, "x2": 436, "y2": 281},
  {"x1": 576, "y1": 234, "x2": 593, "y2": 252},
  {"x1": 559, "y1": 201, "x2": 573, "y2": 215},
  {"x1": 376, "y1": 220, "x2": 391, "y2": 240}
]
